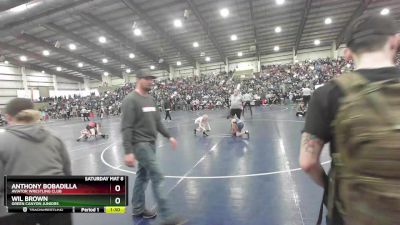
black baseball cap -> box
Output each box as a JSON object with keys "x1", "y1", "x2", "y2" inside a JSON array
[
  {"x1": 5, "y1": 98, "x2": 34, "y2": 116},
  {"x1": 135, "y1": 69, "x2": 156, "y2": 79},
  {"x1": 344, "y1": 14, "x2": 398, "y2": 48}
]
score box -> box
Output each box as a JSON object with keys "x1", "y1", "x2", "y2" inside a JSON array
[
  {"x1": 7, "y1": 206, "x2": 127, "y2": 214},
  {"x1": 75, "y1": 206, "x2": 126, "y2": 214},
  {"x1": 4, "y1": 176, "x2": 128, "y2": 208}
]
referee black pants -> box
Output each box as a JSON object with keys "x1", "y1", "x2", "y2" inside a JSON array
[
  {"x1": 243, "y1": 101, "x2": 252, "y2": 117},
  {"x1": 165, "y1": 110, "x2": 172, "y2": 120},
  {"x1": 303, "y1": 95, "x2": 311, "y2": 107}
]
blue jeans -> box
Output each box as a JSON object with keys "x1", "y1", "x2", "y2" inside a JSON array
[{"x1": 132, "y1": 142, "x2": 172, "y2": 220}]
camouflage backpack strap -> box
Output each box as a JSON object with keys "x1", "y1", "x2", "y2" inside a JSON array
[
  {"x1": 333, "y1": 72, "x2": 369, "y2": 95},
  {"x1": 326, "y1": 153, "x2": 345, "y2": 225},
  {"x1": 324, "y1": 72, "x2": 369, "y2": 225},
  {"x1": 359, "y1": 79, "x2": 400, "y2": 130},
  {"x1": 334, "y1": 72, "x2": 400, "y2": 130},
  {"x1": 327, "y1": 72, "x2": 400, "y2": 225}
]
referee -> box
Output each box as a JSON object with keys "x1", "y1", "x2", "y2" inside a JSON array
[
  {"x1": 121, "y1": 69, "x2": 185, "y2": 225},
  {"x1": 302, "y1": 86, "x2": 312, "y2": 107},
  {"x1": 242, "y1": 91, "x2": 253, "y2": 117}
]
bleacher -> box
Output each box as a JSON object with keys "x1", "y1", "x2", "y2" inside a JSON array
[
  {"x1": 97, "y1": 85, "x2": 121, "y2": 94},
  {"x1": 232, "y1": 70, "x2": 254, "y2": 79}
]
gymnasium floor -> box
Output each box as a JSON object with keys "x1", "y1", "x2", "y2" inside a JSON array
[{"x1": 45, "y1": 105, "x2": 331, "y2": 225}]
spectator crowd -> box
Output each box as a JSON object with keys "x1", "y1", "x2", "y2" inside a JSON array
[
  {"x1": 31, "y1": 56, "x2": 399, "y2": 121},
  {"x1": 36, "y1": 84, "x2": 133, "y2": 121}
]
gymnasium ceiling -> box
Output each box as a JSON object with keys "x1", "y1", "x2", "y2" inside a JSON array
[{"x1": 0, "y1": 0, "x2": 399, "y2": 81}]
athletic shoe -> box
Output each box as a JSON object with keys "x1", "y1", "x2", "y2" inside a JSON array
[
  {"x1": 159, "y1": 217, "x2": 188, "y2": 225},
  {"x1": 132, "y1": 209, "x2": 157, "y2": 219},
  {"x1": 76, "y1": 139, "x2": 80, "y2": 142},
  {"x1": 203, "y1": 132, "x2": 208, "y2": 137}
]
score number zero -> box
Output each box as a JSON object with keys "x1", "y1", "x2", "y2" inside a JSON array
[{"x1": 112, "y1": 184, "x2": 123, "y2": 205}]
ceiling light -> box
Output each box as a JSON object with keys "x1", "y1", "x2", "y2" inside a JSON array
[
  {"x1": 314, "y1": 39, "x2": 321, "y2": 46},
  {"x1": 98, "y1": 36, "x2": 107, "y2": 43},
  {"x1": 230, "y1": 34, "x2": 237, "y2": 41},
  {"x1": 42, "y1": 50, "x2": 50, "y2": 56},
  {"x1": 104, "y1": 72, "x2": 109, "y2": 76},
  {"x1": 380, "y1": 8, "x2": 389, "y2": 15},
  {"x1": 10, "y1": 4, "x2": 28, "y2": 13},
  {"x1": 220, "y1": 8, "x2": 229, "y2": 18},
  {"x1": 19, "y1": 56, "x2": 27, "y2": 61},
  {"x1": 126, "y1": 68, "x2": 131, "y2": 73},
  {"x1": 193, "y1": 42, "x2": 199, "y2": 48},
  {"x1": 177, "y1": 61, "x2": 182, "y2": 66},
  {"x1": 102, "y1": 58, "x2": 108, "y2": 63},
  {"x1": 173, "y1": 19, "x2": 182, "y2": 28},
  {"x1": 129, "y1": 53, "x2": 135, "y2": 59},
  {"x1": 41, "y1": 71, "x2": 45, "y2": 74},
  {"x1": 4, "y1": 61, "x2": 8, "y2": 64},
  {"x1": 184, "y1": 9, "x2": 190, "y2": 19},
  {"x1": 150, "y1": 65, "x2": 155, "y2": 70},
  {"x1": 56, "y1": 67, "x2": 62, "y2": 71},
  {"x1": 133, "y1": 28, "x2": 142, "y2": 36},
  {"x1": 9, "y1": 2, "x2": 39, "y2": 13},
  {"x1": 237, "y1": 52, "x2": 243, "y2": 57},
  {"x1": 274, "y1": 46, "x2": 280, "y2": 52},
  {"x1": 276, "y1": 0, "x2": 285, "y2": 5},
  {"x1": 54, "y1": 40, "x2": 60, "y2": 48},
  {"x1": 68, "y1": 43, "x2": 77, "y2": 50},
  {"x1": 324, "y1": 17, "x2": 332, "y2": 25},
  {"x1": 275, "y1": 26, "x2": 282, "y2": 33},
  {"x1": 205, "y1": 56, "x2": 210, "y2": 62},
  {"x1": 78, "y1": 62, "x2": 83, "y2": 68}
]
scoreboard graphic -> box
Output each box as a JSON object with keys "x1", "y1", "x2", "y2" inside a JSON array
[{"x1": 4, "y1": 176, "x2": 128, "y2": 213}]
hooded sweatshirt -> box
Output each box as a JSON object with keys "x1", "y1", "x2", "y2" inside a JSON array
[{"x1": 0, "y1": 124, "x2": 71, "y2": 217}]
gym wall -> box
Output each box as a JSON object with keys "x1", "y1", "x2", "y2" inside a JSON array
[{"x1": 0, "y1": 63, "x2": 81, "y2": 109}]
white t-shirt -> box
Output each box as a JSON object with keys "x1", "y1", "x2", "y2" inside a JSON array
[
  {"x1": 194, "y1": 116, "x2": 211, "y2": 130},
  {"x1": 194, "y1": 116, "x2": 204, "y2": 124},
  {"x1": 230, "y1": 94, "x2": 243, "y2": 109},
  {"x1": 242, "y1": 93, "x2": 252, "y2": 102},
  {"x1": 302, "y1": 88, "x2": 311, "y2": 96}
]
